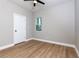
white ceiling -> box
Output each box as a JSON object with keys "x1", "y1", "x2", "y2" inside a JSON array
[{"x1": 10, "y1": 0, "x2": 72, "y2": 11}]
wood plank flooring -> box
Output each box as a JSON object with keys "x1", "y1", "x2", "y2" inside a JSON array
[{"x1": 0, "y1": 40, "x2": 78, "y2": 58}]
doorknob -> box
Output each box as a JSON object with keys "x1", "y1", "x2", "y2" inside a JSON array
[{"x1": 15, "y1": 29, "x2": 17, "y2": 32}]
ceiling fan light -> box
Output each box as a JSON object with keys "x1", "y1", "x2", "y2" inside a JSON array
[{"x1": 34, "y1": 0, "x2": 37, "y2": 3}]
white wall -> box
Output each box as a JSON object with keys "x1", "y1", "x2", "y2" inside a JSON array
[
  {"x1": 75, "y1": 0, "x2": 79, "y2": 52},
  {"x1": 33, "y1": 0, "x2": 75, "y2": 45},
  {"x1": 0, "y1": 0, "x2": 32, "y2": 47},
  {"x1": 0, "y1": 0, "x2": 76, "y2": 48}
]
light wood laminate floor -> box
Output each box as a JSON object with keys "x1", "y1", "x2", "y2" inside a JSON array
[{"x1": 0, "y1": 40, "x2": 78, "y2": 58}]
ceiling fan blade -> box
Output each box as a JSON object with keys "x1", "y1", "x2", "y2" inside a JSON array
[
  {"x1": 24, "y1": 0, "x2": 34, "y2": 1},
  {"x1": 37, "y1": 0, "x2": 45, "y2": 5},
  {"x1": 34, "y1": 3, "x2": 36, "y2": 7}
]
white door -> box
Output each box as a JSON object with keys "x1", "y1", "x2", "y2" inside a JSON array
[{"x1": 14, "y1": 13, "x2": 26, "y2": 44}]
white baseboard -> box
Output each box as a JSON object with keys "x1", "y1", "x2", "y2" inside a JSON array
[
  {"x1": 0, "y1": 39, "x2": 31, "y2": 51},
  {"x1": 25, "y1": 38, "x2": 33, "y2": 42},
  {"x1": 74, "y1": 46, "x2": 79, "y2": 57},
  {"x1": 30, "y1": 38, "x2": 75, "y2": 48},
  {"x1": 0, "y1": 44, "x2": 15, "y2": 51}
]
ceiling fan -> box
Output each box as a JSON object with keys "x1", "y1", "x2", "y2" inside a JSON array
[{"x1": 24, "y1": 0, "x2": 45, "y2": 7}]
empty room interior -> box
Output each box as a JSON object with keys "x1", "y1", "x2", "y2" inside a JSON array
[{"x1": 0, "y1": 0, "x2": 79, "y2": 58}]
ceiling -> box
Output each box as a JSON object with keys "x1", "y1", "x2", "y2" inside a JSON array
[{"x1": 10, "y1": 0, "x2": 72, "y2": 12}]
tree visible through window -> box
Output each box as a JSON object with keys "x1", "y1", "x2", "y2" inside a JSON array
[{"x1": 35, "y1": 17, "x2": 42, "y2": 31}]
